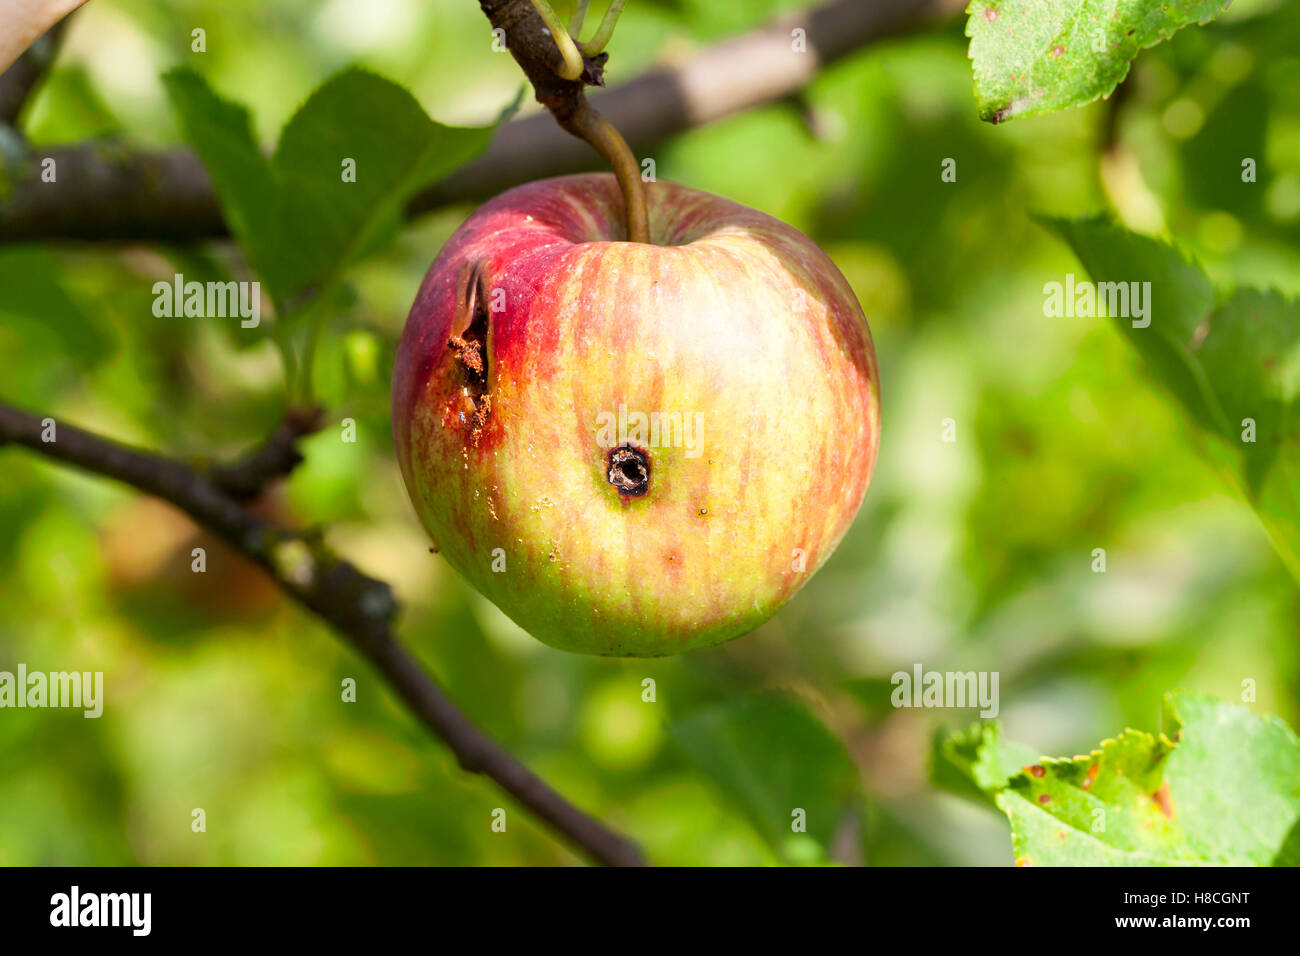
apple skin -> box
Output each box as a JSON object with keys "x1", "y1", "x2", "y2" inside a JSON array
[{"x1": 393, "y1": 173, "x2": 879, "y2": 656}]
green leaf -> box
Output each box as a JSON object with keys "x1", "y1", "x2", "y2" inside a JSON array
[
  {"x1": 1162, "y1": 693, "x2": 1300, "y2": 866},
  {"x1": 997, "y1": 727, "x2": 1183, "y2": 865},
  {"x1": 22, "y1": 66, "x2": 122, "y2": 142},
  {"x1": 0, "y1": 250, "x2": 115, "y2": 406},
  {"x1": 162, "y1": 67, "x2": 491, "y2": 309},
  {"x1": 160, "y1": 69, "x2": 296, "y2": 304},
  {"x1": 670, "y1": 694, "x2": 859, "y2": 861},
  {"x1": 937, "y1": 693, "x2": 1300, "y2": 865},
  {"x1": 0, "y1": 249, "x2": 110, "y2": 368},
  {"x1": 271, "y1": 69, "x2": 490, "y2": 304},
  {"x1": 966, "y1": 0, "x2": 1231, "y2": 124},
  {"x1": 932, "y1": 720, "x2": 1040, "y2": 806},
  {"x1": 1044, "y1": 217, "x2": 1300, "y2": 582}
]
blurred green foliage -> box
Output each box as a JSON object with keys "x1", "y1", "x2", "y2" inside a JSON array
[{"x1": 1, "y1": 0, "x2": 1297, "y2": 866}]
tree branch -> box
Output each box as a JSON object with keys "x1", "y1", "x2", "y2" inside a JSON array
[
  {"x1": 0, "y1": 0, "x2": 85, "y2": 79},
  {"x1": 0, "y1": 401, "x2": 648, "y2": 867},
  {"x1": 0, "y1": 18, "x2": 69, "y2": 127},
  {"x1": 206, "y1": 405, "x2": 324, "y2": 500},
  {"x1": 479, "y1": 0, "x2": 649, "y2": 242},
  {"x1": 0, "y1": 0, "x2": 965, "y2": 244}
]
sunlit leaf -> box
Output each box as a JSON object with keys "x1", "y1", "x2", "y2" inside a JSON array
[
  {"x1": 936, "y1": 693, "x2": 1300, "y2": 865},
  {"x1": 671, "y1": 694, "x2": 859, "y2": 860},
  {"x1": 966, "y1": 0, "x2": 1230, "y2": 123},
  {"x1": 1045, "y1": 217, "x2": 1300, "y2": 582},
  {"x1": 163, "y1": 67, "x2": 491, "y2": 310},
  {"x1": 932, "y1": 720, "x2": 1039, "y2": 807}
]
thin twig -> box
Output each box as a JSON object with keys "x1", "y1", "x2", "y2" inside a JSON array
[
  {"x1": 0, "y1": 0, "x2": 965, "y2": 244},
  {"x1": 206, "y1": 406, "x2": 324, "y2": 500},
  {"x1": 481, "y1": 0, "x2": 649, "y2": 242},
  {"x1": 0, "y1": 19, "x2": 69, "y2": 127},
  {"x1": 0, "y1": 0, "x2": 85, "y2": 78},
  {"x1": 0, "y1": 401, "x2": 649, "y2": 867}
]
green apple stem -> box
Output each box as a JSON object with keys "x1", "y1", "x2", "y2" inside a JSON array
[
  {"x1": 578, "y1": 0, "x2": 627, "y2": 56},
  {"x1": 570, "y1": 0, "x2": 591, "y2": 37},
  {"x1": 570, "y1": 100, "x2": 649, "y2": 243},
  {"x1": 527, "y1": 0, "x2": 585, "y2": 80},
  {"x1": 481, "y1": 0, "x2": 650, "y2": 243}
]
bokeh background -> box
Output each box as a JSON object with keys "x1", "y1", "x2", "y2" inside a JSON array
[{"x1": 1, "y1": 0, "x2": 1298, "y2": 865}]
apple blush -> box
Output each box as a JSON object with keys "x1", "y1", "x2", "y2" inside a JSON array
[{"x1": 393, "y1": 173, "x2": 879, "y2": 656}]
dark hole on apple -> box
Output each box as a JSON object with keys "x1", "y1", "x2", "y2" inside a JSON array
[{"x1": 607, "y1": 444, "x2": 650, "y2": 497}]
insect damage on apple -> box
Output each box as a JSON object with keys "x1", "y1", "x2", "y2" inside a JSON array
[
  {"x1": 393, "y1": 173, "x2": 880, "y2": 657},
  {"x1": 446, "y1": 260, "x2": 492, "y2": 442},
  {"x1": 606, "y1": 444, "x2": 651, "y2": 497}
]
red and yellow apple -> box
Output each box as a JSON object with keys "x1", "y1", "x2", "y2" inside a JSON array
[{"x1": 392, "y1": 173, "x2": 879, "y2": 656}]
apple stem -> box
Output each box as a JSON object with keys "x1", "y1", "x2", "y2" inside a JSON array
[
  {"x1": 570, "y1": 101, "x2": 650, "y2": 243},
  {"x1": 482, "y1": 0, "x2": 650, "y2": 243},
  {"x1": 527, "y1": 0, "x2": 585, "y2": 81}
]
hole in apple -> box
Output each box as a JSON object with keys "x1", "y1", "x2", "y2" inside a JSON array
[
  {"x1": 447, "y1": 260, "x2": 492, "y2": 440},
  {"x1": 606, "y1": 444, "x2": 650, "y2": 497}
]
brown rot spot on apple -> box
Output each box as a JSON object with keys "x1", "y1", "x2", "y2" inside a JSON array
[
  {"x1": 448, "y1": 260, "x2": 492, "y2": 442},
  {"x1": 606, "y1": 444, "x2": 650, "y2": 497}
]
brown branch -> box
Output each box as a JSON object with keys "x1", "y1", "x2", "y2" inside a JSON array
[
  {"x1": 478, "y1": 0, "x2": 648, "y2": 242},
  {"x1": 0, "y1": 401, "x2": 648, "y2": 867},
  {"x1": 207, "y1": 405, "x2": 324, "y2": 500},
  {"x1": 0, "y1": 0, "x2": 965, "y2": 244},
  {"x1": 0, "y1": 19, "x2": 69, "y2": 127}
]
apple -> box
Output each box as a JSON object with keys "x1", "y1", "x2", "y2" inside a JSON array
[{"x1": 392, "y1": 173, "x2": 879, "y2": 656}]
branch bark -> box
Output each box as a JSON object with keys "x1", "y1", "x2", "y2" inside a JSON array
[
  {"x1": 0, "y1": 401, "x2": 648, "y2": 867},
  {"x1": 0, "y1": 0, "x2": 85, "y2": 78},
  {"x1": 0, "y1": 0, "x2": 964, "y2": 244},
  {"x1": 206, "y1": 405, "x2": 324, "y2": 500},
  {"x1": 0, "y1": 19, "x2": 68, "y2": 126}
]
